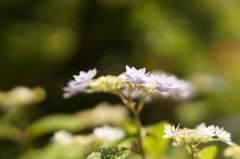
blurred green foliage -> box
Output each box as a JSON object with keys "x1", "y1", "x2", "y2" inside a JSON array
[
  {"x1": 197, "y1": 145, "x2": 218, "y2": 159},
  {"x1": 143, "y1": 121, "x2": 170, "y2": 159},
  {"x1": 1, "y1": 0, "x2": 240, "y2": 158}
]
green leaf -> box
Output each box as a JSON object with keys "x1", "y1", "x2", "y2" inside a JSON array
[
  {"x1": 86, "y1": 147, "x2": 131, "y2": 159},
  {"x1": 19, "y1": 143, "x2": 88, "y2": 159},
  {"x1": 0, "y1": 122, "x2": 21, "y2": 140},
  {"x1": 197, "y1": 145, "x2": 218, "y2": 159},
  {"x1": 143, "y1": 121, "x2": 171, "y2": 158},
  {"x1": 27, "y1": 114, "x2": 81, "y2": 138},
  {"x1": 27, "y1": 103, "x2": 128, "y2": 138}
]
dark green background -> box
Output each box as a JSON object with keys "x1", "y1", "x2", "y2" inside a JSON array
[{"x1": 1, "y1": 0, "x2": 240, "y2": 158}]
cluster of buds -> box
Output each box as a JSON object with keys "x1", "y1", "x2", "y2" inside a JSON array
[
  {"x1": 163, "y1": 123, "x2": 234, "y2": 146},
  {"x1": 63, "y1": 65, "x2": 194, "y2": 102}
]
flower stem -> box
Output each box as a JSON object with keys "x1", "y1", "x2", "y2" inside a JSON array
[
  {"x1": 189, "y1": 144, "x2": 196, "y2": 159},
  {"x1": 119, "y1": 89, "x2": 147, "y2": 159},
  {"x1": 137, "y1": 92, "x2": 148, "y2": 112},
  {"x1": 132, "y1": 107, "x2": 146, "y2": 159}
]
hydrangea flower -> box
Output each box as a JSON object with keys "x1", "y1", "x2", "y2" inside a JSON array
[
  {"x1": 63, "y1": 66, "x2": 195, "y2": 101},
  {"x1": 119, "y1": 65, "x2": 149, "y2": 86},
  {"x1": 93, "y1": 125, "x2": 125, "y2": 141},
  {"x1": 163, "y1": 123, "x2": 234, "y2": 146},
  {"x1": 63, "y1": 68, "x2": 97, "y2": 98}
]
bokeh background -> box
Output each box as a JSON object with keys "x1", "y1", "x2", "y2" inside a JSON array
[{"x1": 1, "y1": 0, "x2": 240, "y2": 158}]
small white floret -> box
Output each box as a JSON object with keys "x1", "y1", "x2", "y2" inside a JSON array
[
  {"x1": 196, "y1": 123, "x2": 215, "y2": 137},
  {"x1": 163, "y1": 124, "x2": 179, "y2": 138},
  {"x1": 94, "y1": 125, "x2": 125, "y2": 141},
  {"x1": 215, "y1": 126, "x2": 234, "y2": 145}
]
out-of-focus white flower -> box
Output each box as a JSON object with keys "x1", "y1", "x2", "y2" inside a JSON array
[
  {"x1": 0, "y1": 86, "x2": 46, "y2": 109},
  {"x1": 63, "y1": 68, "x2": 97, "y2": 98},
  {"x1": 215, "y1": 126, "x2": 234, "y2": 145},
  {"x1": 10, "y1": 87, "x2": 35, "y2": 103},
  {"x1": 51, "y1": 130, "x2": 73, "y2": 145},
  {"x1": 224, "y1": 145, "x2": 240, "y2": 159},
  {"x1": 163, "y1": 124, "x2": 179, "y2": 138},
  {"x1": 93, "y1": 125, "x2": 125, "y2": 141},
  {"x1": 150, "y1": 74, "x2": 180, "y2": 94},
  {"x1": 119, "y1": 65, "x2": 149, "y2": 86}
]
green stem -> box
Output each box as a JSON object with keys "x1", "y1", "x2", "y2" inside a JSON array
[
  {"x1": 132, "y1": 107, "x2": 146, "y2": 159},
  {"x1": 117, "y1": 91, "x2": 130, "y2": 106},
  {"x1": 118, "y1": 88, "x2": 147, "y2": 159},
  {"x1": 189, "y1": 144, "x2": 196, "y2": 159},
  {"x1": 137, "y1": 92, "x2": 148, "y2": 112}
]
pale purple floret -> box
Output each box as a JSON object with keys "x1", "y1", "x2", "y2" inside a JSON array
[
  {"x1": 73, "y1": 68, "x2": 97, "y2": 84},
  {"x1": 63, "y1": 80, "x2": 88, "y2": 98},
  {"x1": 163, "y1": 79, "x2": 195, "y2": 100},
  {"x1": 151, "y1": 74, "x2": 180, "y2": 94},
  {"x1": 174, "y1": 80, "x2": 195, "y2": 100},
  {"x1": 119, "y1": 65, "x2": 149, "y2": 86},
  {"x1": 63, "y1": 68, "x2": 97, "y2": 98}
]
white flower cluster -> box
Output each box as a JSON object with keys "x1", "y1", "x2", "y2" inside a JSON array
[
  {"x1": 63, "y1": 65, "x2": 194, "y2": 101},
  {"x1": 224, "y1": 144, "x2": 240, "y2": 159},
  {"x1": 163, "y1": 123, "x2": 234, "y2": 146},
  {"x1": 0, "y1": 86, "x2": 46, "y2": 109},
  {"x1": 51, "y1": 125, "x2": 125, "y2": 146},
  {"x1": 51, "y1": 130, "x2": 74, "y2": 145},
  {"x1": 51, "y1": 130, "x2": 96, "y2": 146}
]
